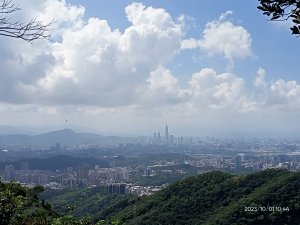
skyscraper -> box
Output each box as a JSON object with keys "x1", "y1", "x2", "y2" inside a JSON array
[
  {"x1": 165, "y1": 124, "x2": 169, "y2": 144},
  {"x1": 4, "y1": 165, "x2": 15, "y2": 181},
  {"x1": 235, "y1": 155, "x2": 242, "y2": 170},
  {"x1": 170, "y1": 134, "x2": 174, "y2": 145},
  {"x1": 157, "y1": 132, "x2": 161, "y2": 144}
]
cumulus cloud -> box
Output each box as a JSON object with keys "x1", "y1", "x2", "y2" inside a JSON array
[
  {"x1": 200, "y1": 18, "x2": 252, "y2": 70},
  {"x1": 0, "y1": 2, "x2": 255, "y2": 112},
  {"x1": 0, "y1": 38, "x2": 55, "y2": 103},
  {"x1": 138, "y1": 66, "x2": 189, "y2": 106},
  {"x1": 254, "y1": 67, "x2": 268, "y2": 89},
  {"x1": 181, "y1": 11, "x2": 252, "y2": 70},
  {"x1": 188, "y1": 68, "x2": 256, "y2": 111},
  {"x1": 40, "y1": 2, "x2": 183, "y2": 106},
  {"x1": 0, "y1": 1, "x2": 296, "y2": 112},
  {"x1": 253, "y1": 67, "x2": 300, "y2": 108},
  {"x1": 1, "y1": 1, "x2": 300, "y2": 134},
  {"x1": 269, "y1": 79, "x2": 300, "y2": 105},
  {"x1": 0, "y1": 1, "x2": 183, "y2": 107},
  {"x1": 181, "y1": 38, "x2": 200, "y2": 50}
]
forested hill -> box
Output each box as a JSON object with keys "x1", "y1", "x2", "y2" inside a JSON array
[
  {"x1": 0, "y1": 182, "x2": 89, "y2": 225},
  {"x1": 1, "y1": 169, "x2": 300, "y2": 224},
  {"x1": 105, "y1": 169, "x2": 300, "y2": 225}
]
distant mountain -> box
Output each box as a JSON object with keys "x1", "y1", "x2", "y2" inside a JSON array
[
  {"x1": 0, "y1": 129, "x2": 132, "y2": 146},
  {"x1": 100, "y1": 169, "x2": 300, "y2": 225},
  {"x1": 33, "y1": 129, "x2": 96, "y2": 145}
]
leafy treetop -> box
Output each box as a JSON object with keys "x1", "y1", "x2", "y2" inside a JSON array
[{"x1": 257, "y1": 0, "x2": 300, "y2": 35}]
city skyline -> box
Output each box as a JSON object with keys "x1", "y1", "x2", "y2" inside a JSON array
[{"x1": 1, "y1": 0, "x2": 300, "y2": 136}]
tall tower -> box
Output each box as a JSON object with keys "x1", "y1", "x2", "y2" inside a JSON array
[
  {"x1": 4, "y1": 165, "x2": 15, "y2": 181},
  {"x1": 157, "y1": 132, "x2": 161, "y2": 144},
  {"x1": 165, "y1": 124, "x2": 169, "y2": 144}
]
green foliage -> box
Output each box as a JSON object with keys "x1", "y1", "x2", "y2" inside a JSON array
[
  {"x1": 40, "y1": 186, "x2": 139, "y2": 224},
  {"x1": 51, "y1": 215, "x2": 91, "y2": 225},
  {"x1": 9, "y1": 169, "x2": 298, "y2": 225},
  {"x1": 257, "y1": 0, "x2": 300, "y2": 35},
  {"x1": 0, "y1": 181, "x2": 55, "y2": 225},
  {"x1": 103, "y1": 169, "x2": 300, "y2": 225},
  {"x1": 0, "y1": 181, "x2": 87, "y2": 225}
]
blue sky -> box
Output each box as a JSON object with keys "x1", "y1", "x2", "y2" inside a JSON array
[
  {"x1": 0, "y1": 0, "x2": 300, "y2": 136},
  {"x1": 67, "y1": 0, "x2": 299, "y2": 81}
]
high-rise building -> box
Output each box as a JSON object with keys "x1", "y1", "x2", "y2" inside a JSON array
[
  {"x1": 235, "y1": 155, "x2": 242, "y2": 170},
  {"x1": 4, "y1": 165, "x2": 15, "y2": 181},
  {"x1": 170, "y1": 134, "x2": 174, "y2": 145},
  {"x1": 157, "y1": 132, "x2": 161, "y2": 144},
  {"x1": 153, "y1": 132, "x2": 157, "y2": 143},
  {"x1": 107, "y1": 183, "x2": 126, "y2": 195},
  {"x1": 77, "y1": 165, "x2": 89, "y2": 179},
  {"x1": 165, "y1": 124, "x2": 169, "y2": 144}
]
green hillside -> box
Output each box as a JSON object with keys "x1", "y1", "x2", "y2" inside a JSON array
[
  {"x1": 103, "y1": 169, "x2": 300, "y2": 225},
  {"x1": 39, "y1": 186, "x2": 139, "y2": 222},
  {"x1": 0, "y1": 182, "x2": 89, "y2": 225},
  {"x1": 1, "y1": 169, "x2": 300, "y2": 224}
]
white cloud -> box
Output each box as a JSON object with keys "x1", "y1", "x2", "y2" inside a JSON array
[
  {"x1": 269, "y1": 79, "x2": 300, "y2": 105},
  {"x1": 121, "y1": 3, "x2": 182, "y2": 64},
  {"x1": 139, "y1": 66, "x2": 189, "y2": 106},
  {"x1": 188, "y1": 68, "x2": 255, "y2": 111},
  {"x1": 181, "y1": 11, "x2": 252, "y2": 70},
  {"x1": 252, "y1": 68, "x2": 300, "y2": 107},
  {"x1": 42, "y1": 2, "x2": 183, "y2": 106},
  {"x1": 200, "y1": 20, "x2": 252, "y2": 70},
  {"x1": 0, "y1": 1, "x2": 184, "y2": 107},
  {"x1": 181, "y1": 38, "x2": 200, "y2": 49},
  {"x1": 219, "y1": 11, "x2": 233, "y2": 21},
  {"x1": 254, "y1": 67, "x2": 267, "y2": 89},
  {"x1": 1, "y1": 1, "x2": 300, "y2": 134}
]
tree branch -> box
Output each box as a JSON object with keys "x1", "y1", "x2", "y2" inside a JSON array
[{"x1": 0, "y1": 0, "x2": 53, "y2": 42}]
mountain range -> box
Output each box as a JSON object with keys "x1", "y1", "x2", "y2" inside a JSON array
[
  {"x1": 2, "y1": 169, "x2": 300, "y2": 224},
  {"x1": 103, "y1": 169, "x2": 300, "y2": 225},
  {"x1": 0, "y1": 128, "x2": 135, "y2": 146},
  {"x1": 39, "y1": 169, "x2": 300, "y2": 225}
]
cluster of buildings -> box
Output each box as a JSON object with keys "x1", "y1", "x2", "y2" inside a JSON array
[
  {"x1": 3, "y1": 164, "x2": 51, "y2": 185},
  {"x1": 151, "y1": 124, "x2": 184, "y2": 145},
  {"x1": 184, "y1": 152, "x2": 300, "y2": 172},
  {"x1": 2, "y1": 126, "x2": 300, "y2": 195},
  {"x1": 1, "y1": 158, "x2": 187, "y2": 195},
  {"x1": 60, "y1": 166, "x2": 132, "y2": 188}
]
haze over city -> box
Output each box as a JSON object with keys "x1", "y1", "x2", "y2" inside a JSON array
[{"x1": 1, "y1": 0, "x2": 300, "y2": 137}]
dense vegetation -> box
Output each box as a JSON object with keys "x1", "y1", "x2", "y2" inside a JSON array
[
  {"x1": 39, "y1": 186, "x2": 139, "y2": 224},
  {"x1": 0, "y1": 181, "x2": 90, "y2": 225},
  {"x1": 1, "y1": 169, "x2": 300, "y2": 224},
  {"x1": 103, "y1": 169, "x2": 300, "y2": 225}
]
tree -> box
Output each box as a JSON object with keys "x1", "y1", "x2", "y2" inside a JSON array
[
  {"x1": 257, "y1": 0, "x2": 300, "y2": 36},
  {"x1": 0, "y1": 0, "x2": 53, "y2": 42}
]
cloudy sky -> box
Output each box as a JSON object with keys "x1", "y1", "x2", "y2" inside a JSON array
[{"x1": 1, "y1": 0, "x2": 300, "y2": 136}]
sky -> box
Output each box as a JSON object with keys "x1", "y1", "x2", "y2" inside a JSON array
[{"x1": 0, "y1": 0, "x2": 300, "y2": 137}]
